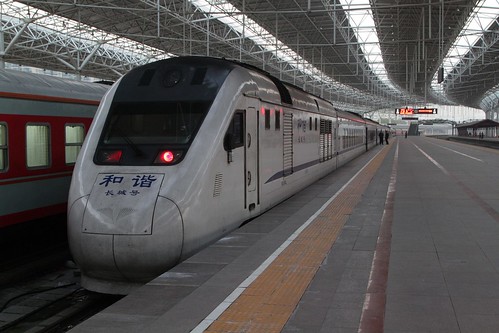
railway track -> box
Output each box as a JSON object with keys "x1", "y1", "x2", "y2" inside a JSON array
[
  {"x1": 0, "y1": 263, "x2": 121, "y2": 332},
  {"x1": 0, "y1": 217, "x2": 122, "y2": 332}
]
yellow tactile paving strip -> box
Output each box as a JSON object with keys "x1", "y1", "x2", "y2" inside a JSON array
[{"x1": 205, "y1": 146, "x2": 392, "y2": 333}]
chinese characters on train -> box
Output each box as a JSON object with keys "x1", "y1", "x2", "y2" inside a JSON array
[
  {"x1": 297, "y1": 119, "x2": 307, "y2": 143},
  {"x1": 98, "y1": 174, "x2": 158, "y2": 197}
]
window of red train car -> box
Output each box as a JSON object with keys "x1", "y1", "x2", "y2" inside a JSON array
[
  {"x1": 65, "y1": 124, "x2": 85, "y2": 164},
  {"x1": 26, "y1": 124, "x2": 50, "y2": 168},
  {"x1": 0, "y1": 123, "x2": 6, "y2": 171}
]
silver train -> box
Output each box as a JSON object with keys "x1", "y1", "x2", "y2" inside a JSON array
[{"x1": 68, "y1": 56, "x2": 386, "y2": 294}]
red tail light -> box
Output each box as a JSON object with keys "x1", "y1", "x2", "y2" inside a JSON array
[
  {"x1": 160, "y1": 151, "x2": 174, "y2": 163},
  {"x1": 154, "y1": 150, "x2": 183, "y2": 164}
]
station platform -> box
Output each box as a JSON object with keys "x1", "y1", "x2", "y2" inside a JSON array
[
  {"x1": 446, "y1": 135, "x2": 499, "y2": 150},
  {"x1": 70, "y1": 136, "x2": 499, "y2": 333}
]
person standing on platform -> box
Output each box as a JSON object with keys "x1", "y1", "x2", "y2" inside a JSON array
[
  {"x1": 405, "y1": 131, "x2": 408, "y2": 138},
  {"x1": 385, "y1": 130, "x2": 389, "y2": 145},
  {"x1": 379, "y1": 130, "x2": 384, "y2": 145}
]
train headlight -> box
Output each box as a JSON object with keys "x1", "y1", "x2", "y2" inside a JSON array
[{"x1": 154, "y1": 150, "x2": 183, "y2": 165}]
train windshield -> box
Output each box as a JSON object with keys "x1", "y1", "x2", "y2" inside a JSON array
[{"x1": 102, "y1": 101, "x2": 210, "y2": 145}]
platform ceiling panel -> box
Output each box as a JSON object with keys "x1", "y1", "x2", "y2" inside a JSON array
[
  {"x1": 227, "y1": 0, "x2": 367, "y2": 91},
  {"x1": 5, "y1": 0, "x2": 499, "y2": 110}
]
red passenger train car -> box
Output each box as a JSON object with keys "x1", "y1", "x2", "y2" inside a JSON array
[{"x1": 0, "y1": 69, "x2": 109, "y2": 228}]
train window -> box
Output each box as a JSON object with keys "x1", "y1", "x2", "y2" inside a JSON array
[
  {"x1": 265, "y1": 109, "x2": 271, "y2": 130},
  {"x1": 65, "y1": 124, "x2": 85, "y2": 164},
  {"x1": 101, "y1": 101, "x2": 210, "y2": 145},
  {"x1": 0, "y1": 123, "x2": 7, "y2": 171},
  {"x1": 275, "y1": 110, "x2": 280, "y2": 130},
  {"x1": 224, "y1": 110, "x2": 244, "y2": 151},
  {"x1": 315, "y1": 118, "x2": 318, "y2": 131},
  {"x1": 26, "y1": 124, "x2": 50, "y2": 168},
  {"x1": 309, "y1": 117, "x2": 312, "y2": 131}
]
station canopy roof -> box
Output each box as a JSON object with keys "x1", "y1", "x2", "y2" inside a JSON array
[
  {"x1": 1, "y1": 0, "x2": 498, "y2": 113},
  {"x1": 456, "y1": 119, "x2": 499, "y2": 128}
]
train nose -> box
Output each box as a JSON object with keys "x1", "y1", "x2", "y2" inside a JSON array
[
  {"x1": 68, "y1": 173, "x2": 183, "y2": 294},
  {"x1": 112, "y1": 196, "x2": 183, "y2": 280}
]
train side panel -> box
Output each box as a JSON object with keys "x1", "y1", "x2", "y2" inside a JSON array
[
  {"x1": 0, "y1": 96, "x2": 100, "y2": 227},
  {"x1": 336, "y1": 111, "x2": 368, "y2": 168},
  {"x1": 177, "y1": 68, "x2": 284, "y2": 259},
  {"x1": 177, "y1": 82, "x2": 262, "y2": 259},
  {"x1": 258, "y1": 88, "x2": 340, "y2": 213}
]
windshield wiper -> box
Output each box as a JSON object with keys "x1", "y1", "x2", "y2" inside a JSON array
[{"x1": 115, "y1": 127, "x2": 144, "y2": 157}]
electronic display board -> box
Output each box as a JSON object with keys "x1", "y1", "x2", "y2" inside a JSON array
[
  {"x1": 395, "y1": 108, "x2": 437, "y2": 115},
  {"x1": 396, "y1": 108, "x2": 414, "y2": 115},
  {"x1": 416, "y1": 108, "x2": 437, "y2": 114}
]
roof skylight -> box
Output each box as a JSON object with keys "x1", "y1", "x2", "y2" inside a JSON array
[
  {"x1": 191, "y1": 0, "x2": 358, "y2": 93},
  {"x1": 1, "y1": 1, "x2": 171, "y2": 66},
  {"x1": 441, "y1": 0, "x2": 498, "y2": 74},
  {"x1": 337, "y1": 0, "x2": 399, "y2": 92}
]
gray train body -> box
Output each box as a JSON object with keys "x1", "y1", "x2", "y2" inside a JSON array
[{"x1": 68, "y1": 57, "x2": 384, "y2": 294}]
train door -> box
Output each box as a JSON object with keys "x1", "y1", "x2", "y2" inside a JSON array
[
  {"x1": 245, "y1": 106, "x2": 259, "y2": 211},
  {"x1": 365, "y1": 127, "x2": 369, "y2": 151}
]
